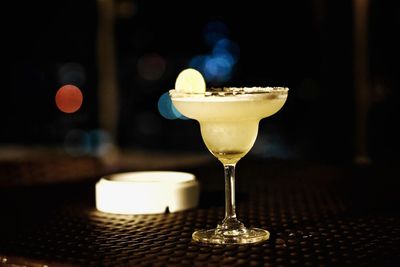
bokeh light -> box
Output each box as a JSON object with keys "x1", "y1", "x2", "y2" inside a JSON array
[
  {"x1": 55, "y1": 84, "x2": 83, "y2": 113},
  {"x1": 158, "y1": 92, "x2": 187, "y2": 120},
  {"x1": 204, "y1": 56, "x2": 232, "y2": 82},
  {"x1": 137, "y1": 53, "x2": 166, "y2": 81},
  {"x1": 213, "y1": 38, "x2": 240, "y2": 63},
  {"x1": 189, "y1": 55, "x2": 208, "y2": 72},
  {"x1": 89, "y1": 129, "x2": 115, "y2": 156},
  {"x1": 189, "y1": 21, "x2": 240, "y2": 85},
  {"x1": 64, "y1": 128, "x2": 117, "y2": 157}
]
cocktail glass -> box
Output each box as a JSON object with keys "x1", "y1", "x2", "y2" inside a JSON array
[{"x1": 170, "y1": 87, "x2": 288, "y2": 244}]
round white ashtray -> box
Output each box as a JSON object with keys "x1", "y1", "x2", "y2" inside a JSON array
[{"x1": 95, "y1": 171, "x2": 199, "y2": 214}]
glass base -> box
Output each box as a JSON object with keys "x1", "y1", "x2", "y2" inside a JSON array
[{"x1": 192, "y1": 227, "x2": 270, "y2": 244}]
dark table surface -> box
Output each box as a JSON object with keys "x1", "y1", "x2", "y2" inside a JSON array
[{"x1": 0, "y1": 157, "x2": 400, "y2": 266}]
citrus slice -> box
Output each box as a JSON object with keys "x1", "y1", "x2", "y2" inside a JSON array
[{"x1": 175, "y1": 68, "x2": 206, "y2": 94}]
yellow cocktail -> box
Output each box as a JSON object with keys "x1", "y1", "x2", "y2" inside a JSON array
[
  {"x1": 171, "y1": 88, "x2": 287, "y2": 164},
  {"x1": 170, "y1": 86, "x2": 288, "y2": 244}
]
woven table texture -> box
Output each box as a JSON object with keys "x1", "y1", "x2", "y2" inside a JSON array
[{"x1": 0, "y1": 160, "x2": 399, "y2": 266}]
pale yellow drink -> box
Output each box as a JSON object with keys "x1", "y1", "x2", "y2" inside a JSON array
[
  {"x1": 170, "y1": 87, "x2": 288, "y2": 164},
  {"x1": 169, "y1": 86, "x2": 288, "y2": 244}
]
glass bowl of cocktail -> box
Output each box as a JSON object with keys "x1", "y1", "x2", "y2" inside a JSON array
[{"x1": 169, "y1": 69, "x2": 288, "y2": 244}]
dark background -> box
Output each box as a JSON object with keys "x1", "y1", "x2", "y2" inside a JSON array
[{"x1": 1, "y1": 0, "x2": 399, "y2": 164}]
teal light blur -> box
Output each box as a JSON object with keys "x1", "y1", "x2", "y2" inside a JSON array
[{"x1": 157, "y1": 92, "x2": 187, "y2": 120}]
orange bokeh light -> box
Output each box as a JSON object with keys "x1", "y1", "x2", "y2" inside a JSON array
[{"x1": 55, "y1": 85, "x2": 83, "y2": 113}]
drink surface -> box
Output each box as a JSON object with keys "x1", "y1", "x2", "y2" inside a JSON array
[{"x1": 170, "y1": 87, "x2": 288, "y2": 164}]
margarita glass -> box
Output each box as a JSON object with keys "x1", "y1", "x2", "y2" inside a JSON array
[{"x1": 170, "y1": 87, "x2": 288, "y2": 244}]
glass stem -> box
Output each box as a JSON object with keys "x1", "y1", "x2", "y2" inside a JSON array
[
  {"x1": 218, "y1": 162, "x2": 245, "y2": 235},
  {"x1": 223, "y1": 163, "x2": 237, "y2": 222}
]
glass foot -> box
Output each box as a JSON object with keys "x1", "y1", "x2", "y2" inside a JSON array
[{"x1": 192, "y1": 227, "x2": 270, "y2": 244}]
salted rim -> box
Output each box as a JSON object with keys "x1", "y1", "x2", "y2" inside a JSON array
[{"x1": 169, "y1": 87, "x2": 288, "y2": 99}]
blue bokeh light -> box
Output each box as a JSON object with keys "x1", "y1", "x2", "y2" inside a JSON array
[
  {"x1": 212, "y1": 48, "x2": 235, "y2": 66},
  {"x1": 157, "y1": 92, "x2": 187, "y2": 120},
  {"x1": 204, "y1": 56, "x2": 232, "y2": 83},
  {"x1": 213, "y1": 38, "x2": 240, "y2": 63},
  {"x1": 189, "y1": 55, "x2": 207, "y2": 72},
  {"x1": 189, "y1": 21, "x2": 240, "y2": 85}
]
